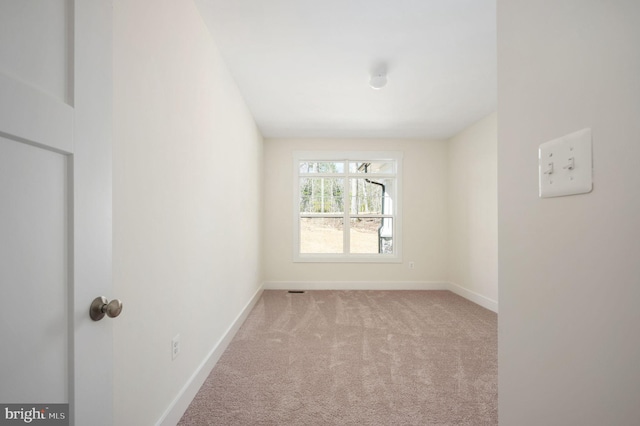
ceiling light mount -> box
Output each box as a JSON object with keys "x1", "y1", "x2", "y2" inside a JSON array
[
  {"x1": 369, "y1": 73, "x2": 387, "y2": 90},
  {"x1": 369, "y1": 64, "x2": 388, "y2": 90}
]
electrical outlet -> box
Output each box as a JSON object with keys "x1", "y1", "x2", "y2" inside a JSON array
[
  {"x1": 172, "y1": 334, "x2": 180, "y2": 360},
  {"x1": 409, "y1": 261, "x2": 415, "y2": 269}
]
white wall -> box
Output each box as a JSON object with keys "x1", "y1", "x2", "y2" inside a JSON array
[
  {"x1": 113, "y1": 1, "x2": 263, "y2": 425},
  {"x1": 498, "y1": 1, "x2": 640, "y2": 424},
  {"x1": 447, "y1": 113, "x2": 498, "y2": 310},
  {"x1": 263, "y1": 138, "x2": 448, "y2": 286}
]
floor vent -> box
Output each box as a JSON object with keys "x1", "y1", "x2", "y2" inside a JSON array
[{"x1": 288, "y1": 290, "x2": 306, "y2": 294}]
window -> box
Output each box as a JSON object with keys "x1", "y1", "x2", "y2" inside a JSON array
[{"x1": 293, "y1": 151, "x2": 402, "y2": 262}]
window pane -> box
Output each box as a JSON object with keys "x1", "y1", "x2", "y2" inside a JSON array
[
  {"x1": 299, "y1": 161, "x2": 344, "y2": 174},
  {"x1": 350, "y1": 218, "x2": 393, "y2": 254},
  {"x1": 349, "y1": 178, "x2": 394, "y2": 215},
  {"x1": 300, "y1": 218, "x2": 343, "y2": 253},
  {"x1": 299, "y1": 178, "x2": 344, "y2": 213},
  {"x1": 349, "y1": 161, "x2": 395, "y2": 174}
]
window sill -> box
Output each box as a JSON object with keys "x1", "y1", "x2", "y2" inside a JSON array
[{"x1": 294, "y1": 254, "x2": 402, "y2": 263}]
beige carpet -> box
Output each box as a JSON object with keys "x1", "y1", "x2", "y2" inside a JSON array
[{"x1": 179, "y1": 290, "x2": 497, "y2": 425}]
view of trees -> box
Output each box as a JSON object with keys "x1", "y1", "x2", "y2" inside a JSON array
[
  {"x1": 299, "y1": 177, "x2": 344, "y2": 213},
  {"x1": 298, "y1": 161, "x2": 390, "y2": 215}
]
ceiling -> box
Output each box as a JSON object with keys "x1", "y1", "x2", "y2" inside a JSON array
[{"x1": 195, "y1": 0, "x2": 496, "y2": 140}]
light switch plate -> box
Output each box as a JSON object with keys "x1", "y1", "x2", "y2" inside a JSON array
[{"x1": 539, "y1": 128, "x2": 593, "y2": 198}]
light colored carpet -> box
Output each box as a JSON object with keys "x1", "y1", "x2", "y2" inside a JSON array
[{"x1": 179, "y1": 290, "x2": 497, "y2": 425}]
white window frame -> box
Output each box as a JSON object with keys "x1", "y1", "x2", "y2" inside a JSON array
[{"x1": 293, "y1": 151, "x2": 403, "y2": 263}]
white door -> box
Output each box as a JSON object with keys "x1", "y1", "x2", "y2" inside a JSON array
[{"x1": 0, "y1": 1, "x2": 113, "y2": 425}]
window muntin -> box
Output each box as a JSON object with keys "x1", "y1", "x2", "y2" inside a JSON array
[{"x1": 294, "y1": 151, "x2": 401, "y2": 262}]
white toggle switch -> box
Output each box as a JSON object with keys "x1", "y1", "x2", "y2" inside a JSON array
[
  {"x1": 539, "y1": 128, "x2": 593, "y2": 198},
  {"x1": 563, "y1": 157, "x2": 575, "y2": 170},
  {"x1": 543, "y1": 162, "x2": 554, "y2": 175}
]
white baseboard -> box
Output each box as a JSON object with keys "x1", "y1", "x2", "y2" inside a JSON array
[
  {"x1": 264, "y1": 281, "x2": 498, "y2": 313},
  {"x1": 156, "y1": 284, "x2": 264, "y2": 426},
  {"x1": 447, "y1": 281, "x2": 498, "y2": 313},
  {"x1": 263, "y1": 281, "x2": 449, "y2": 291}
]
